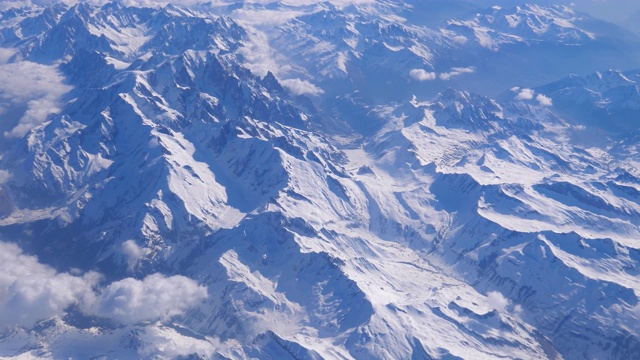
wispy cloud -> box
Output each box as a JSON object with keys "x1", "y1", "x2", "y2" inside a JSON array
[
  {"x1": 439, "y1": 66, "x2": 475, "y2": 81},
  {"x1": 280, "y1": 78, "x2": 324, "y2": 96},
  {"x1": 220, "y1": 0, "x2": 375, "y2": 9},
  {"x1": 136, "y1": 325, "x2": 219, "y2": 359},
  {"x1": 0, "y1": 61, "x2": 72, "y2": 138},
  {"x1": 487, "y1": 291, "x2": 510, "y2": 312},
  {"x1": 0, "y1": 170, "x2": 11, "y2": 184},
  {"x1": 237, "y1": 28, "x2": 295, "y2": 79},
  {"x1": 0, "y1": 0, "x2": 375, "y2": 10},
  {"x1": 0, "y1": 0, "x2": 109, "y2": 10},
  {"x1": 122, "y1": 240, "x2": 146, "y2": 270},
  {"x1": 0, "y1": 48, "x2": 16, "y2": 64},
  {"x1": 231, "y1": 7, "x2": 310, "y2": 26}
]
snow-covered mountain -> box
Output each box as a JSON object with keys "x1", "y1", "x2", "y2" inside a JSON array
[
  {"x1": 0, "y1": 1, "x2": 639, "y2": 359},
  {"x1": 534, "y1": 69, "x2": 640, "y2": 133},
  {"x1": 235, "y1": 0, "x2": 640, "y2": 107}
]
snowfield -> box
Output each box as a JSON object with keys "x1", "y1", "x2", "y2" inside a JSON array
[{"x1": 0, "y1": 1, "x2": 639, "y2": 359}]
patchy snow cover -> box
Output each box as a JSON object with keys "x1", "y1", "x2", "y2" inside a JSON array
[{"x1": 0, "y1": 1, "x2": 639, "y2": 360}]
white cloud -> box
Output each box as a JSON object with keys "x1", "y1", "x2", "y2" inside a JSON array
[
  {"x1": 0, "y1": 242, "x2": 99, "y2": 330},
  {"x1": 513, "y1": 304, "x2": 523, "y2": 314},
  {"x1": 280, "y1": 78, "x2": 324, "y2": 96},
  {"x1": 515, "y1": 88, "x2": 535, "y2": 101},
  {"x1": 0, "y1": 1, "x2": 44, "y2": 10},
  {"x1": 0, "y1": 62, "x2": 72, "y2": 138},
  {"x1": 487, "y1": 291, "x2": 510, "y2": 312},
  {"x1": 137, "y1": 325, "x2": 219, "y2": 359},
  {"x1": 512, "y1": 88, "x2": 552, "y2": 106},
  {"x1": 122, "y1": 240, "x2": 146, "y2": 270},
  {"x1": 410, "y1": 69, "x2": 437, "y2": 81},
  {"x1": 439, "y1": 66, "x2": 475, "y2": 81},
  {"x1": 0, "y1": 170, "x2": 12, "y2": 184},
  {"x1": 237, "y1": 28, "x2": 296, "y2": 79},
  {"x1": 0, "y1": 241, "x2": 208, "y2": 331},
  {"x1": 0, "y1": 48, "x2": 16, "y2": 64},
  {"x1": 536, "y1": 93, "x2": 553, "y2": 106},
  {"x1": 452, "y1": 35, "x2": 468, "y2": 44},
  {"x1": 86, "y1": 274, "x2": 208, "y2": 325},
  {"x1": 232, "y1": 7, "x2": 310, "y2": 26}
]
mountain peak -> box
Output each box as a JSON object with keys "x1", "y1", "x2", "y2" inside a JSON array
[{"x1": 2, "y1": 2, "x2": 640, "y2": 359}]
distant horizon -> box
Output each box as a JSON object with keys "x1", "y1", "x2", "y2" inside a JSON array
[
  {"x1": 472, "y1": 0, "x2": 640, "y2": 32},
  {"x1": 1, "y1": 1, "x2": 640, "y2": 358},
  {"x1": 3, "y1": 0, "x2": 640, "y2": 32}
]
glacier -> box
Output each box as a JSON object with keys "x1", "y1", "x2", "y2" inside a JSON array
[{"x1": 0, "y1": 1, "x2": 639, "y2": 359}]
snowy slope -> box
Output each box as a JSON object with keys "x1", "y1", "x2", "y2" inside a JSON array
[
  {"x1": 446, "y1": 4, "x2": 597, "y2": 49},
  {"x1": 535, "y1": 69, "x2": 640, "y2": 132},
  {"x1": 244, "y1": 0, "x2": 640, "y2": 104},
  {"x1": 363, "y1": 90, "x2": 640, "y2": 358},
  {"x1": 0, "y1": 1, "x2": 639, "y2": 360}
]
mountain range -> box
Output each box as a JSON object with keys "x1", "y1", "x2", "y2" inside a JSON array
[{"x1": 0, "y1": 1, "x2": 639, "y2": 359}]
